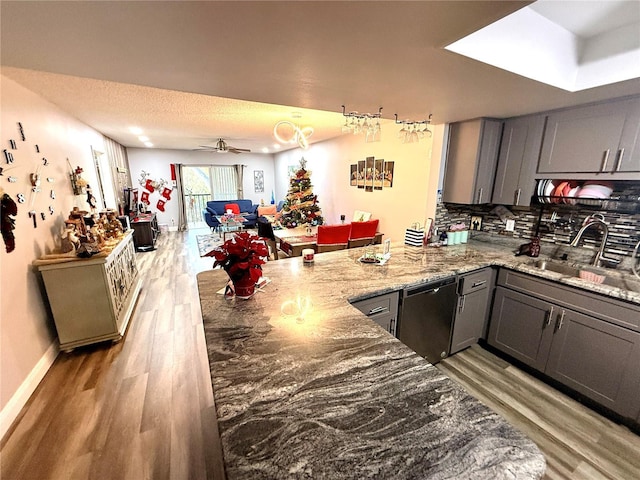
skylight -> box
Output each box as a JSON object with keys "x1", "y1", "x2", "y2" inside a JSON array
[{"x1": 445, "y1": 0, "x2": 640, "y2": 92}]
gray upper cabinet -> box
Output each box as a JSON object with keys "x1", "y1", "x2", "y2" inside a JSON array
[
  {"x1": 492, "y1": 114, "x2": 545, "y2": 206},
  {"x1": 538, "y1": 97, "x2": 640, "y2": 175},
  {"x1": 443, "y1": 118, "x2": 503, "y2": 204}
]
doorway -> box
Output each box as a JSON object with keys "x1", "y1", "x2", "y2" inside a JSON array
[
  {"x1": 182, "y1": 166, "x2": 212, "y2": 227},
  {"x1": 182, "y1": 165, "x2": 240, "y2": 227}
]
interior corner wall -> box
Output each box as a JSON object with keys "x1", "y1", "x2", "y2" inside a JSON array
[
  {"x1": 0, "y1": 75, "x2": 108, "y2": 439},
  {"x1": 126, "y1": 148, "x2": 276, "y2": 226},
  {"x1": 273, "y1": 128, "x2": 444, "y2": 243}
]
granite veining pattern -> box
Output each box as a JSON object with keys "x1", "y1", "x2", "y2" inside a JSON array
[{"x1": 196, "y1": 241, "x2": 571, "y2": 479}]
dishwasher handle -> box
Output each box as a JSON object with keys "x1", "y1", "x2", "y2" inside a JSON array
[{"x1": 404, "y1": 277, "x2": 456, "y2": 297}]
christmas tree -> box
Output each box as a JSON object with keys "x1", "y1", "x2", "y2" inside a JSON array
[{"x1": 279, "y1": 158, "x2": 324, "y2": 228}]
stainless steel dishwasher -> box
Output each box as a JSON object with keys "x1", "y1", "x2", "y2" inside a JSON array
[{"x1": 398, "y1": 277, "x2": 458, "y2": 364}]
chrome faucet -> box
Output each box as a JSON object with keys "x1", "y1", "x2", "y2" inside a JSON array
[{"x1": 570, "y1": 214, "x2": 619, "y2": 267}]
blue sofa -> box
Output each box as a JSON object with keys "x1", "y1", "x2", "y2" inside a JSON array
[{"x1": 202, "y1": 199, "x2": 258, "y2": 230}]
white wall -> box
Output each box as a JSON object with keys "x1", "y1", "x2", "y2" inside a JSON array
[
  {"x1": 126, "y1": 148, "x2": 276, "y2": 226},
  {"x1": 0, "y1": 75, "x2": 108, "y2": 438},
  {"x1": 274, "y1": 128, "x2": 445, "y2": 243}
]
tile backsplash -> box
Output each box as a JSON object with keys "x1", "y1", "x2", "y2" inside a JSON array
[{"x1": 436, "y1": 182, "x2": 640, "y2": 258}]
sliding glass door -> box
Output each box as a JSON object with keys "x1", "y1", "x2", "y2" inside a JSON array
[{"x1": 182, "y1": 165, "x2": 238, "y2": 225}]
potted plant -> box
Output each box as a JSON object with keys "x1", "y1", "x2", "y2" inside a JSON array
[{"x1": 205, "y1": 231, "x2": 268, "y2": 298}]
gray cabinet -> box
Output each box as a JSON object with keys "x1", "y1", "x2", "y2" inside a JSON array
[
  {"x1": 492, "y1": 115, "x2": 545, "y2": 206},
  {"x1": 443, "y1": 118, "x2": 502, "y2": 204},
  {"x1": 351, "y1": 291, "x2": 399, "y2": 337},
  {"x1": 488, "y1": 287, "x2": 554, "y2": 371},
  {"x1": 488, "y1": 270, "x2": 640, "y2": 419},
  {"x1": 545, "y1": 308, "x2": 640, "y2": 416},
  {"x1": 538, "y1": 97, "x2": 640, "y2": 175},
  {"x1": 450, "y1": 268, "x2": 493, "y2": 354}
]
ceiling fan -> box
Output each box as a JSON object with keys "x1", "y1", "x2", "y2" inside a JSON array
[{"x1": 196, "y1": 138, "x2": 251, "y2": 154}]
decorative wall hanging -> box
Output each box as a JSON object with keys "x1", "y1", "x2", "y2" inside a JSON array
[
  {"x1": 365, "y1": 157, "x2": 374, "y2": 192},
  {"x1": 138, "y1": 170, "x2": 172, "y2": 214},
  {"x1": 4, "y1": 150, "x2": 14, "y2": 164},
  {"x1": 351, "y1": 158, "x2": 394, "y2": 191},
  {"x1": 68, "y1": 160, "x2": 88, "y2": 195},
  {"x1": 17, "y1": 122, "x2": 25, "y2": 141},
  {"x1": 1, "y1": 189, "x2": 18, "y2": 252},
  {"x1": 254, "y1": 170, "x2": 264, "y2": 193},
  {"x1": 383, "y1": 161, "x2": 394, "y2": 188},
  {"x1": 9, "y1": 140, "x2": 17, "y2": 150},
  {"x1": 374, "y1": 158, "x2": 384, "y2": 191},
  {"x1": 357, "y1": 160, "x2": 365, "y2": 189}
]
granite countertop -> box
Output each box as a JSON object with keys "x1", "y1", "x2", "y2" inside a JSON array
[
  {"x1": 197, "y1": 237, "x2": 640, "y2": 478},
  {"x1": 200, "y1": 238, "x2": 596, "y2": 480}
]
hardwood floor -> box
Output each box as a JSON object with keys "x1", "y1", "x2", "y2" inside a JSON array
[
  {"x1": 1, "y1": 229, "x2": 639, "y2": 479},
  {"x1": 438, "y1": 345, "x2": 640, "y2": 480},
  {"x1": 1, "y1": 228, "x2": 222, "y2": 480}
]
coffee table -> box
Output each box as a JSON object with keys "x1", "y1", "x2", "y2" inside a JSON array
[{"x1": 216, "y1": 215, "x2": 247, "y2": 241}]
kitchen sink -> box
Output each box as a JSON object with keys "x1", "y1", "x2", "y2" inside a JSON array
[{"x1": 527, "y1": 259, "x2": 640, "y2": 294}]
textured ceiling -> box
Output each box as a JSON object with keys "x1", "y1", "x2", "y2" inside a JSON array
[{"x1": 2, "y1": 1, "x2": 640, "y2": 152}]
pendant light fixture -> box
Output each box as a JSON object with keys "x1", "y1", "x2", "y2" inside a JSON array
[{"x1": 273, "y1": 113, "x2": 314, "y2": 150}]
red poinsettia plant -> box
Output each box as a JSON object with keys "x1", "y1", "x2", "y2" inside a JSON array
[{"x1": 205, "y1": 231, "x2": 268, "y2": 283}]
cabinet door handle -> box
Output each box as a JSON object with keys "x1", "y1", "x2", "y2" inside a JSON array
[
  {"x1": 368, "y1": 306, "x2": 386, "y2": 315},
  {"x1": 615, "y1": 148, "x2": 625, "y2": 172},
  {"x1": 601, "y1": 149, "x2": 610, "y2": 172},
  {"x1": 471, "y1": 280, "x2": 486, "y2": 288},
  {"x1": 458, "y1": 295, "x2": 466, "y2": 314},
  {"x1": 389, "y1": 318, "x2": 396, "y2": 334},
  {"x1": 514, "y1": 188, "x2": 521, "y2": 206},
  {"x1": 477, "y1": 187, "x2": 483, "y2": 204},
  {"x1": 555, "y1": 310, "x2": 566, "y2": 332},
  {"x1": 544, "y1": 306, "x2": 554, "y2": 328}
]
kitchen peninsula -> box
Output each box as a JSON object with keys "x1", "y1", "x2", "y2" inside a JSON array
[
  {"x1": 198, "y1": 240, "x2": 560, "y2": 479},
  {"x1": 198, "y1": 235, "x2": 640, "y2": 479}
]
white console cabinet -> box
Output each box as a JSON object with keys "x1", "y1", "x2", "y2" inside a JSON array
[{"x1": 37, "y1": 232, "x2": 142, "y2": 352}]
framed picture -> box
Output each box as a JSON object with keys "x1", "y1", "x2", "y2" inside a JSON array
[
  {"x1": 350, "y1": 164, "x2": 357, "y2": 186},
  {"x1": 383, "y1": 238, "x2": 391, "y2": 256},
  {"x1": 374, "y1": 158, "x2": 384, "y2": 190},
  {"x1": 382, "y1": 160, "x2": 394, "y2": 188},
  {"x1": 471, "y1": 215, "x2": 483, "y2": 231},
  {"x1": 357, "y1": 160, "x2": 365, "y2": 188},
  {"x1": 365, "y1": 157, "x2": 374, "y2": 192},
  {"x1": 254, "y1": 170, "x2": 264, "y2": 193}
]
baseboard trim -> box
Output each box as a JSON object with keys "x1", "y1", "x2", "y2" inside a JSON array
[{"x1": 0, "y1": 340, "x2": 59, "y2": 441}]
